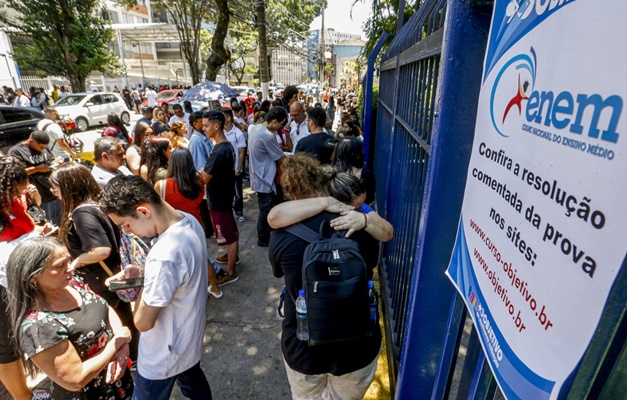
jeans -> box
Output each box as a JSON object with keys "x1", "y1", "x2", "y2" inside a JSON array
[
  {"x1": 233, "y1": 173, "x2": 244, "y2": 213},
  {"x1": 133, "y1": 362, "x2": 212, "y2": 400}
]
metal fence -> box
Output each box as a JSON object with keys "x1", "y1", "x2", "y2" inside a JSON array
[
  {"x1": 369, "y1": 0, "x2": 626, "y2": 399},
  {"x1": 19, "y1": 75, "x2": 72, "y2": 93}
]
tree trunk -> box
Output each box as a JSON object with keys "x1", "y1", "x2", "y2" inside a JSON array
[
  {"x1": 205, "y1": 0, "x2": 229, "y2": 81},
  {"x1": 69, "y1": 74, "x2": 86, "y2": 93}
]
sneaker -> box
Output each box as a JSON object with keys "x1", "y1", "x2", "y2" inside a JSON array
[
  {"x1": 215, "y1": 254, "x2": 240, "y2": 264},
  {"x1": 236, "y1": 212, "x2": 246, "y2": 222},
  {"x1": 216, "y1": 271, "x2": 239, "y2": 286},
  {"x1": 257, "y1": 241, "x2": 269, "y2": 248}
]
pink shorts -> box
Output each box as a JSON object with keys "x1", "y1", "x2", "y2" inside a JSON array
[{"x1": 209, "y1": 210, "x2": 239, "y2": 245}]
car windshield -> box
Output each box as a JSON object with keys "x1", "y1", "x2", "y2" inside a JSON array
[
  {"x1": 55, "y1": 95, "x2": 87, "y2": 106},
  {"x1": 157, "y1": 91, "x2": 176, "y2": 99}
]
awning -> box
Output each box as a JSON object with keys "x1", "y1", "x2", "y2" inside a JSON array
[{"x1": 110, "y1": 23, "x2": 180, "y2": 43}]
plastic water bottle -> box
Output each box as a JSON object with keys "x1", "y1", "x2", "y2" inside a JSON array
[
  {"x1": 296, "y1": 289, "x2": 309, "y2": 341},
  {"x1": 368, "y1": 281, "x2": 379, "y2": 324}
]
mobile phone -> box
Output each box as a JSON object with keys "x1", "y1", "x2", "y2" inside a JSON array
[{"x1": 108, "y1": 278, "x2": 144, "y2": 291}]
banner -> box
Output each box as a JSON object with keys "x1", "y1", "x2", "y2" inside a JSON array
[{"x1": 446, "y1": 1, "x2": 627, "y2": 398}]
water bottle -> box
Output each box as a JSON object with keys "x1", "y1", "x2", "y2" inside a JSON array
[
  {"x1": 368, "y1": 281, "x2": 379, "y2": 324},
  {"x1": 296, "y1": 289, "x2": 309, "y2": 341}
]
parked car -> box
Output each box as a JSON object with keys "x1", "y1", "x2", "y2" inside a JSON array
[
  {"x1": 54, "y1": 92, "x2": 130, "y2": 132},
  {"x1": 141, "y1": 89, "x2": 186, "y2": 107},
  {"x1": 0, "y1": 106, "x2": 45, "y2": 154}
]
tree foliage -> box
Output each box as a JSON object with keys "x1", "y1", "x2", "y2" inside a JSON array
[
  {"x1": 0, "y1": 0, "x2": 117, "y2": 92},
  {"x1": 352, "y1": 0, "x2": 418, "y2": 62}
]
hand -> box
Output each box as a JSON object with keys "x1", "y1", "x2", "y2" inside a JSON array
[
  {"x1": 330, "y1": 210, "x2": 366, "y2": 238},
  {"x1": 323, "y1": 197, "x2": 354, "y2": 214},
  {"x1": 112, "y1": 327, "x2": 132, "y2": 349},
  {"x1": 106, "y1": 343, "x2": 129, "y2": 383},
  {"x1": 37, "y1": 165, "x2": 51, "y2": 173},
  {"x1": 68, "y1": 258, "x2": 83, "y2": 273},
  {"x1": 104, "y1": 270, "x2": 126, "y2": 287},
  {"x1": 26, "y1": 184, "x2": 39, "y2": 196},
  {"x1": 283, "y1": 123, "x2": 291, "y2": 134},
  {"x1": 235, "y1": 170, "x2": 241, "y2": 176}
]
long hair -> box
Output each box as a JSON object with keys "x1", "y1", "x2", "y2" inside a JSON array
[
  {"x1": 106, "y1": 113, "x2": 130, "y2": 141},
  {"x1": 49, "y1": 163, "x2": 102, "y2": 246},
  {"x1": 167, "y1": 148, "x2": 202, "y2": 200},
  {"x1": 5, "y1": 237, "x2": 62, "y2": 376},
  {"x1": 328, "y1": 172, "x2": 366, "y2": 205},
  {"x1": 183, "y1": 100, "x2": 193, "y2": 114},
  {"x1": 332, "y1": 137, "x2": 365, "y2": 173},
  {"x1": 0, "y1": 157, "x2": 28, "y2": 232},
  {"x1": 140, "y1": 137, "x2": 170, "y2": 184},
  {"x1": 133, "y1": 122, "x2": 153, "y2": 149}
]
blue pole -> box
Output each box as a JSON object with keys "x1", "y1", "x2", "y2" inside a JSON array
[{"x1": 362, "y1": 31, "x2": 389, "y2": 165}]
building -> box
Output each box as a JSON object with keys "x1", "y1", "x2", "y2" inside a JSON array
[
  {"x1": 331, "y1": 39, "x2": 366, "y2": 88},
  {"x1": 306, "y1": 28, "x2": 362, "y2": 83},
  {"x1": 270, "y1": 45, "x2": 305, "y2": 86}
]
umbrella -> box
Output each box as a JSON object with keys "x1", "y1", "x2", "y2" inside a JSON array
[{"x1": 182, "y1": 81, "x2": 235, "y2": 102}]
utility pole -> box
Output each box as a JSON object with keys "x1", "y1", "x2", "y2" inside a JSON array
[
  {"x1": 256, "y1": 0, "x2": 270, "y2": 99},
  {"x1": 319, "y1": 0, "x2": 325, "y2": 88}
]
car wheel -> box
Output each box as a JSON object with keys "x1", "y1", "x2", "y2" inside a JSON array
[
  {"x1": 75, "y1": 117, "x2": 89, "y2": 132},
  {"x1": 121, "y1": 111, "x2": 130, "y2": 125}
]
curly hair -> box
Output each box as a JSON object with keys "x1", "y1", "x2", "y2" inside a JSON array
[
  {"x1": 280, "y1": 154, "x2": 332, "y2": 200},
  {"x1": 140, "y1": 136, "x2": 170, "y2": 184},
  {"x1": 49, "y1": 163, "x2": 101, "y2": 246},
  {"x1": 0, "y1": 157, "x2": 29, "y2": 232}
]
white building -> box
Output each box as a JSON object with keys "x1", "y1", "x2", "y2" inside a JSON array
[{"x1": 270, "y1": 45, "x2": 305, "y2": 85}]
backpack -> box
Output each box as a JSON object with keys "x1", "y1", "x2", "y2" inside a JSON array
[{"x1": 283, "y1": 221, "x2": 371, "y2": 346}]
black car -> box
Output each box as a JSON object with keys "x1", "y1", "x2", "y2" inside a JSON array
[{"x1": 0, "y1": 105, "x2": 45, "y2": 154}]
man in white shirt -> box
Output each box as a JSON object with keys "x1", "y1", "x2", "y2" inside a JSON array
[
  {"x1": 91, "y1": 137, "x2": 132, "y2": 189},
  {"x1": 36, "y1": 106, "x2": 76, "y2": 160},
  {"x1": 168, "y1": 104, "x2": 191, "y2": 139},
  {"x1": 223, "y1": 109, "x2": 247, "y2": 222},
  {"x1": 100, "y1": 175, "x2": 212, "y2": 399},
  {"x1": 144, "y1": 85, "x2": 158, "y2": 107},
  {"x1": 285, "y1": 101, "x2": 309, "y2": 151},
  {"x1": 13, "y1": 88, "x2": 30, "y2": 107}
]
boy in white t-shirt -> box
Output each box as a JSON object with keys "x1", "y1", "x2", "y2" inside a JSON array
[{"x1": 100, "y1": 175, "x2": 212, "y2": 400}]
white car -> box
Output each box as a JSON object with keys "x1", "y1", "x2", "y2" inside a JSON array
[{"x1": 54, "y1": 92, "x2": 131, "y2": 132}]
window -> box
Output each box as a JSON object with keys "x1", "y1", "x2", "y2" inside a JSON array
[
  {"x1": 1, "y1": 109, "x2": 34, "y2": 124},
  {"x1": 121, "y1": 13, "x2": 134, "y2": 24},
  {"x1": 104, "y1": 94, "x2": 119, "y2": 103},
  {"x1": 108, "y1": 10, "x2": 120, "y2": 24}
]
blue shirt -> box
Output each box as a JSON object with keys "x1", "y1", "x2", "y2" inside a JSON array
[
  {"x1": 188, "y1": 130, "x2": 213, "y2": 171},
  {"x1": 359, "y1": 203, "x2": 373, "y2": 214}
]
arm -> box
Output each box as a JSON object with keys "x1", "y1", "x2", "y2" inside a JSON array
[
  {"x1": 29, "y1": 328, "x2": 130, "y2": 392},
  {"x1": 284, "y1": 132, "x2": 293, "y2": 153},
  {"x1": 236, "y1": 147, "x2": 245, "y2": 174},
  {"x1": 25, "y1": 164, "x2": 51, "y2": 175},
  {"x1": 268, "y1": 197, "x2": 353, "y2": 229},
  {"x1": 69, "y1": 247, "x2": 112, "y2": 271},
  {"x1": 200, "y1": 171, "x2": 212, "y2": 184},
  {"x1": 125, "y1": 146, "x2": 141, "y2": 176},
  {"x1": 133, "y1": 293, "x2": 162, "y2": 332},
  {"x1": 26, "y1": 184, "x2": 41, "y2": 206},
  {"x1": 154, "y1": 180, "x2": 164, "y2": 199},
  {"x1": 330, "y1": 210, "x2": 394, "y2": 242},
  {"x1": 0, "y1": 360, "x2": 31, "y2": 400},
  {"x1": 140, "y1": 165, "x2": 148, "y2": 181},
  {"x1": 56, "y1": 138, "x2": 77, "y2": 160},
  {"x1": 105, "y1": 306, "x2": 130, "y2": 383}
]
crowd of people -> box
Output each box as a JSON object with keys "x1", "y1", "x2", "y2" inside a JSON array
[{"x1": 0, "y1": 84, "x2": 392, "y2": 400}]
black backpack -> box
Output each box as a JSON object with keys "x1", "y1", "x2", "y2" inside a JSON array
[{"x1": 284, "y1": 221, "x2": 371, "y2": 346}]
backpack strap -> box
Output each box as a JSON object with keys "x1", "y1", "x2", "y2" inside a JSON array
[
  {"x1": 284, "y1": 223, "x2": 319, "y2": 243},
  {"x1": 41, "y1": 122, "x2": 56, "y2": 151}
]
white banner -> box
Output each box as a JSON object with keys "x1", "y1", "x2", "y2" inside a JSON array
[{"x1": 446, "y1": 1, "x2": 627, "y2": 398}]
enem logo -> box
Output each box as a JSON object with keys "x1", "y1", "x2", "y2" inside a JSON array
[{"x1": 490, "y1": 47, "x2": 622, "y2": 144}]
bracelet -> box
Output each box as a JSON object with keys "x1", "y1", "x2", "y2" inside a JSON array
[{"x1": 362, "y1": 212, "x2": 368, "y2": 229}]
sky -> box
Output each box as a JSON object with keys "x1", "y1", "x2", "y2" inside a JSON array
[{"x1": 309, "y1": 0, "x2": 372, "y2": 40}]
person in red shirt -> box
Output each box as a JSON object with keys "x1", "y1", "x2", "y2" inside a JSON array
[
  {"x1": 0, "y1": 157, "x2": 42, "y2": 242},
  {"x1": 244, "y1": 91, "x2": 256, "y2": 115}
]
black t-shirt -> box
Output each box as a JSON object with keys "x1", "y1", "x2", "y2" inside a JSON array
[
  {"x1": 67, "y1": 205, "x2": 122, "y2": 297},
  {"x1": 8, "y1": 143, "x2": 56, "y2": 203},
  {"x1": 204, "y1": 141, "x2": 235, "y2": 211},
  {"x1": 294, "y1": 132, "x2": 335, "y2": 164},
  {"x1": 268, "y1": 211, "x2": 382, "y2": 375}
]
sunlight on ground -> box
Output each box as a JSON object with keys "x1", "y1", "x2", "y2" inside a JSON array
[{"x1": 365, "y1": 277, "x2": 392, "y2": 400}]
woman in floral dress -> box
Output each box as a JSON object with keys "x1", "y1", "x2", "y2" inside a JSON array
[{"x1": 5, "y1": 237, "x2": 134, "y2": 399}]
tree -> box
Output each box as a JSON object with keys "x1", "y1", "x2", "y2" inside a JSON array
[
  {"x1": 351, "y1": 0, "x2": 418, "y2": 60},
  {"x1": 0, "y1": 0, "x2": 117, "y2": 92},
  {"x1": 205, "y1": 0, "x2": 229, "y2": 81}
]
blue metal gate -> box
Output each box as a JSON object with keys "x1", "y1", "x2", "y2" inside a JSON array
[{"x1": 368, "y1": 0, "x2": 627, "y2": 398}]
